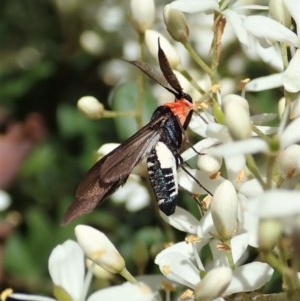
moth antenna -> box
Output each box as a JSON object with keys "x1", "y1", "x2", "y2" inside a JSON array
[
  {"x1": 125, "y1": 59, "x2": 177, "y2": 96},
  {"x1": 157, "y1": 39, "x2": 183, "y2": 97},
  {"x1": 193, "y1": 110, "x2": 209, "y2": 124}
]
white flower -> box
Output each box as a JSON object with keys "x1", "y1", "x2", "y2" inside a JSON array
[
  {"x1": 0, "y1": 190, "x2": 11, "y2": 211},
  {"x1": 211, "y1": 180, "x2": 238, "y2": 240},
  {"x1": 88, "y1": 282, "x2": 154, "y2": 301},
  {"x1": 130, "y1": 0, "x2": 155, "y2": 33},
  {"x1": 8, "y1": 240, "x2": 87, "y2": 301},
  {"x1": 244, "y1": 0, "x2": 300, "y2": 92},
  {"x1": 77, "y1": 96, "x2": 105, "y2": 119},
  {"x1": 222, "y1": 94, "x2": 251, "y2": 140},
  {"x1": 5, "y1": 239, "x2": 155, "y2": 301},
  {"x1": 194, "y1": 267, "x2": 232, "y2": 301},
  {"x1": 155, "y1": 234, "x2": 273, "y2": 296},
  {"x1": 168, "y1": 0, "x2": 270, "y2": 62},
  {"x1": 163, "y1": 5, "x2": 189, "y2": 43},
  {"x1": 48, "y1": 240, "x2": 85, "y2": 301}
]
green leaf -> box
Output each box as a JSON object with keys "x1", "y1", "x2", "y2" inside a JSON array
[{"x1": 110, "y1": 82, "x2": 158, "y2": 140}]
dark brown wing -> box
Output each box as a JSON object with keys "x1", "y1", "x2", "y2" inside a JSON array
[{"x1": 63, "y1": 115, "x2": 168, "y2": 224}]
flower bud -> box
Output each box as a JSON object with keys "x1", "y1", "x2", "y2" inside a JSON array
[
  {"x1": 80, "y1": 30, "x2": 103, "y2": 56},
  {"x1": 278, "y1": 144, "x2": 300, "y2": 179},
  {"x1": 75, "y1": 225, "x2": 126, "y2": 274},
  {"x1": 211, "y1": 180, "x2": 238, "y2": 240},
  {"x1": 223, "y1": 94, "x2": 251, "y2": 140},
  {"x1": 194, "y1": 267, "x2": 232, "y2": 301},
  {"x1": 77, "y1": 96, "x2": 105, "y2": 119},
  {"x1": 259, "y1": 218, "x2": 282, "y2": 251},
  {"x1": 269, "y1": 0, "x2": 291, "y2": 27},
  {"x1": 163, "y1": 5, "x2": 189, "y2": 43},
  {"x1": 86, "y1": 259, "x2": 114, "y2": 280},
  {"x1": 197, "y1": 153, "x2": 222, "y2": 176},
  {"x1": 278, "y1": 97, "x2": 286, "y2": 119},
  {"x1": 145, "y1": 30, "x2": 180, "y2": 68},
  {"x1": 0, "y1": 190, "x2": 11, "y2": 211},
  {"x1": 130, "y1": 0, "x2": 155, "y2": 34}
]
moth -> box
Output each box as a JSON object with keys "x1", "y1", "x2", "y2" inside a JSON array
[{"x1": 63, "y1": 41, "x2": 206, "y2": 224}]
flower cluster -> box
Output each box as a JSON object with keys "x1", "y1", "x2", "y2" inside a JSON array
[{"x1": 3, "y1": 0, "x2": 300, "y2": 300}]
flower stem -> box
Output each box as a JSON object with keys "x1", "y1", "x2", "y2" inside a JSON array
[
  {"x1": 102, "y1": 110, "x2": 137, "y2": 118},
  {"x1": 135, "y1": 33, "x2": 146, "y2": 128},
  {"x1": 246, "y1": 154, "x2": 266, "y2": 189},
  {"x1": 120, "y1": 267, "x2": 139, "y2": 284},
  {"x1": 182, "y1": 41, "x2": 212, "y2": 76}
]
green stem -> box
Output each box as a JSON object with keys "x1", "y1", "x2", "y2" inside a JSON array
[
  {"x1": 225, "y1": 240, "x2": 235, "y2": 270},
  {"x1": 182, "y1": 41, "x2": 212, "y2": 76},
  {"x1": 246, "y1": 154, "x2": 266, "y2": 189},
  {"x1": 210, "y1": 13, "x2": 226, "y2": 84},
  {"x1": 102, "y1": 110, "x2": 138, "y2": 118},
  {"x1": 265, "y1": 155, "x2": 276, "y2": 189},
  {"x1": 251, "y1": 124, "x2": 273, "y2": 143},
  {"x1": 136, "y1": 32, "x2": 146, "y2": 128},
  {"x1": 280, "y1": 42, "x2": 289, "y2": 69},
  {"x1": 177, "y1": 65, "x2": 206, "y2": 95},
  {"x1": 120, "y1": 267, "x2": 139, "y2": 284}
]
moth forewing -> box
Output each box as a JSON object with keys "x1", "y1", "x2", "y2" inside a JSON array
[{"x1": 63, "y1": 40, "x2": 199, "y2": 224}]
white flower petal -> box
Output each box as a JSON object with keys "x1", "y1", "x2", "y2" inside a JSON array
[
  {"x1": 223, "y1": 10, "x2": 249, "y2": 46},
  {"x1": 194, "y1": 267, "x2": 232, "y2": 301},
  {"x1": 232, "y1": 4, "x2": 268, "y2": 10},
  {"x1": 178, "y1": 168, "x2": 222, "y2": 195},
  {"x1": 160, "y1": 206, "x2": 199, "y2": 233},
  {"x1": 169, "y1": 0, "x2": 219, "y2": 13},
  {"x1": 251, "y1": 113, "x2": 277, "y2": 125},
  {"x1": 224, "y1": 155, "x2": 246, "y2": 184},
  {"x1": 244, "y1": 16, "x2": 298, "y2": 46},
  {"x1": 241, "y1": 209, "x2": 259, "y2": 248},
  {"x1": 136, "y1": 274, "x2": 172, "y2": 291},
  {"x1": 155, "y1": 241, "x2": 205, "y2": 270},
  {"x1": 254, "y1": 42, "x2": 283, "y2": 71},
  {"x1": 247, "y1": 190, "x2": 300, "y2": 218},
  {"x1": 48, "y1": 240, "x2": 85, "y2": 301},
  {"x1": 8, "y1": 294, "x2": 56, "y2": 301},
  {"x1": 284, "y1": 0, "x2": 300, "y2": 34},
  {"x1": 231, "y1": 233, "x2": 249, "y2": 264},
  {"x1": 280, "y1": 116, "x2": 300, "y2": 147},
  {"x1": 207, "y1": 138, "x2": 269, "y2": 157},
  {"x1": 111, "y1": 175, "x2": 150, "y2": 211},
  {"x1": 225, "y1": 262, "x2": 273, "y2": 294},
  {"x1": 239, "y1": 179, "x2": 264, "y2": 198},
  {"x1": 155, "y1": 252, "x2": 200, "y2": 288},
  {"x1": 87, "y1": 282, "x2": 154, "y2": 301},
  {"x1": 197, "y1": 210, "x2": 215, "y2": 238},
  {"x1": 283, "y1": 49, "x2": 300, "y2": 93},
  {"x1": 206, "y1": 123, "x2": 231, "y2": 142},
  {"x1": 245, "y1": 73, "x2": 283, "y2": 91},
  {"x1": 181, "y1": 138, "x2": 219, "y2": 161}
]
